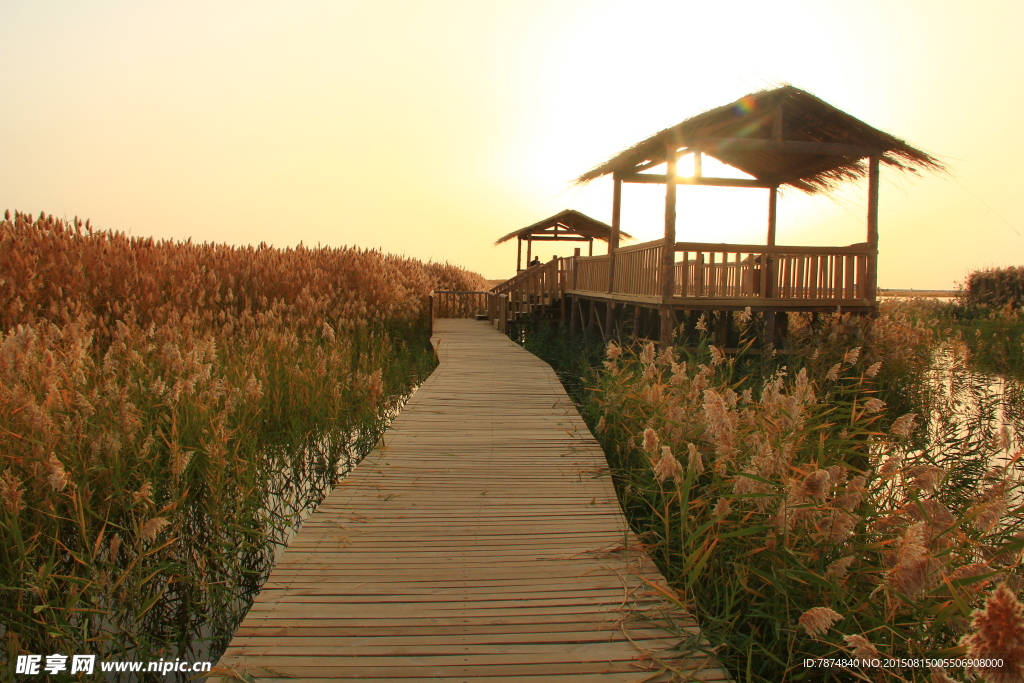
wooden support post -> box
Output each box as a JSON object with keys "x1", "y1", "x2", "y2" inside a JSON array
[
  {"x1": 571, "y1": 246, "x2": 581, "y2": 292},
  {"x1": 716, "y1": 310, "x2": 730, "y2": 347},
  {"x1": 559, "y1": 272, "x2": 566, "y2": 323},
  {"x1": 570, "y1": 296, "x2": 580, "y2": 337},
  {"x1": 526, "y1": 238, "x2": 532, "y2": 268},
  {"x1": 767, "y1": 187, "x2": 778, "y2": 246},
  {"x1": 517, "y1": 237, "x2": 522, "y2": 272},
  {"x1": 588, "y1": 239, "x2": 593, "y2": 257},
  {"x1": 774, "y1": 311, "x2": 789, "y2": 348},
  {"x1": 607, "y1": 174, "x2": 622, "y2": 292},
  {"x1": 603, "y1": 302, "x2": 618, "y2": 341},
  {"x1": 633, "y1": 305, "x2": 643, "y2": 339},
  {"x1": 764, "y1": 310, "x2": 776, "y2": 348},
  {"x1": 594, "y1": 302, "x2": 606, "y2": 340},
  {"x1": 605, "y1": 174, "x2": 623, "y2": 336},
  {"x1": 866, "y1": 156, "x2": 880, "y2": 303},
  {"x1": 659, "y1": 142, "x2": 678, "y2": 345}
]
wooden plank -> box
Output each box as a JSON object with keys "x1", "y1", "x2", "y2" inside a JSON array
[{"x1": 213, "y1": 320, "x2": 731, "y2": 682}]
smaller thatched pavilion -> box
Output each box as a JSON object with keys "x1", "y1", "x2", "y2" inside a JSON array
[{"x1": 495, "y1": 209, "x2": 632, "y2": 272}]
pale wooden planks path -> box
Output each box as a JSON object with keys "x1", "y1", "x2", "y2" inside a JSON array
[{"x1": 212, "y1": 319, "x2": 728, "y2": 682}]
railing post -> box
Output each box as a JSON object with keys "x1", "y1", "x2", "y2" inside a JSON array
[
  {"x1": 572, "y1": 248, "x2": 580, "y2": 290},
  {"x1": 427, "y1": 294, "x2": 433, "y2": 336}
]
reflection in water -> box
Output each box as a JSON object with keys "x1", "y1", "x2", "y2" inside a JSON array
[
  {"x1": 923, "y1": 341, "x2": 1022, "y2": 478},
  {"x1": 167, "y1": 388, "x2": 417, "y2": 681}
]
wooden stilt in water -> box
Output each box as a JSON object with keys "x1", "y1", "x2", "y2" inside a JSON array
[
  {"x1": 604, "y1": 303, "x2": 619, "y2": 341},
  {"x1": 594, "y1": 302, "x2": 606, "y2": 340},
  {"x1": 772, "y1": 311, "x2": 789, "y2": 348},
  {"x1": 716, "y1": 310, "x2": 730, "y2": 347},
  {"x1": 570, "y1": 296, "x2": 580, "y2": 338},
  {"x1": 633, "y1": 305, "x2": 643, "y2": 339}
]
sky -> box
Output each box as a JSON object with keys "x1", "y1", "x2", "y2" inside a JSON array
[{"x1": 2, "y1": 1, "x2": 1023, "y2": 287}]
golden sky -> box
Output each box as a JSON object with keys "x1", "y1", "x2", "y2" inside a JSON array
[{"x1": 2, "y1": 0, "x2": 1022, "y2": 286}]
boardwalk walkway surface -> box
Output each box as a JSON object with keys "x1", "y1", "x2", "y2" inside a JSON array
[{"x1": 213, "y1": 319, "x2": 728, "y2": 682}]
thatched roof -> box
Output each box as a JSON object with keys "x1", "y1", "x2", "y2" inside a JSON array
[
  {"x1": 575, "y1": 85, "x2": 943, "y2": 194},
  {"x1": 493, "y1": 209, "x2": 632, "y2": 245}
]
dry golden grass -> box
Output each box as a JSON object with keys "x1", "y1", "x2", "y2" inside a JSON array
[{"x1": 0, "y1": 210, "x2": 487, "y2": 669}]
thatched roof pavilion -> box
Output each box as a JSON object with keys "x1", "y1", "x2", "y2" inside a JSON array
[
  {"x1": 569, "y1": 85, "x2": 943, "y2": 342},
  {"x1": 576, "y1": 85, "x2": 942, "y2": 193},
  {"x1": 495, "y1": 209, "x2": 633, "y2": 271}
]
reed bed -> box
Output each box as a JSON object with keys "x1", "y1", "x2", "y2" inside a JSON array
[
  {"x1": 0, "y1": 211, "x2": 487, "y2": 673},
  {"x1": 559, "y1": 309, "x2": 1024, "y2": 682}
]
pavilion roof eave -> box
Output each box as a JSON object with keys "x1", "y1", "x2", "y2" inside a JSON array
[
  {"x1": 494, "y1": 209, "x2": 633, "y2": 246},
  {"x1": 575, "y1": 85, "x2": 944, "y2": 195}
]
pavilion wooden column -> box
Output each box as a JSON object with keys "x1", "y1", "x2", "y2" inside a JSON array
[
  {"x1": 866, "y1": 156, "x2": 880, "y2": 303},
  {"x1": 605, "y1": 175, "x2": 623, "y2": 336},
  {"x1": 517, "y1": 237, "x2": 523, "y2": 272},
  {"x1": 526, "y1": 238, "x2": 532, "y2": 268},
  {"x1": 767, "y1": 187, "x2": 778, "y2": 246},
  {"x1": 659, "y1": 146, "x2": 678, "y2": 344}
]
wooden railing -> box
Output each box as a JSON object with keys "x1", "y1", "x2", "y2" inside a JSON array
[
  {"x1": 489, "y1": 257, "x2": 574, "y2": 325},
  {"x1": 561, "y1": 239, "x2": 874, "y2": 304},
  {"x1": 431, "y1": 290, "x2": 511, "y2": 333},
  {"x1": 431, "y1": 291, "x2": 489, "y2": 318},
  {"x1": 674, "y1": 242, "x2": 872, "y2": 300},
  {"x1": 574, "y1": 255, "x2": 610, "y2": 292},
  {"x1": 613, "y1": 240, "x2": 662, "y2": 296}
]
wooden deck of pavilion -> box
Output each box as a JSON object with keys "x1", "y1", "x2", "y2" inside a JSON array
[{"x1": 210, "y1": 319, "x2": 729, "y2": 682}]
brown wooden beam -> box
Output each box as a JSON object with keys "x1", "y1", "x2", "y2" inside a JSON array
[
  {"x1": 519, "y1": 235, "x2": 592, "y2": 242},
  {"x1": 622, "y1": 173, "x2": 775, "y2": 189},
  {"x1": 674, "y1": 241, "x2": 869, "y2": 255},
  {"x1": 767, "y1": 186, "x2": 778, "y2": 246}
]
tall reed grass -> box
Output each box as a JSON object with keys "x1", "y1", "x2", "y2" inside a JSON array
[
  {"x1": 537, "y1": 307, "x2": 1024, "y2": 682},
  {"x1": 0, "y1": 211, "x2": 487, "y2": 673}
]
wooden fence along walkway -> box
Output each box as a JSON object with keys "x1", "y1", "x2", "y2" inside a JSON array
[{"x1": 213, "y1": 319, "x2": 728, "y2": 682}]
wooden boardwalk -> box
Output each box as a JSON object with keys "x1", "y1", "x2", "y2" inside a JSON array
[{"x1": 212, "y1": 319, "x2": 728, "y2": 682}]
